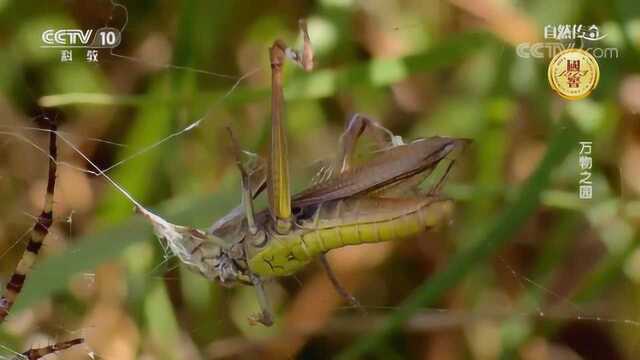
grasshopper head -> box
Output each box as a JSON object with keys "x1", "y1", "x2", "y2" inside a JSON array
[{"x1": 137, "y1": 205, "x2": 249, "y2": 286}]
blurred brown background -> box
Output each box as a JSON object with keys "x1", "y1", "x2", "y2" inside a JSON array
[{"x1": 0, "y1": 0, "x2": 639, "y2": 359}]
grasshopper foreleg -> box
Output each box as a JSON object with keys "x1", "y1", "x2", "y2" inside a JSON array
[
  {"x1": 248, "y1": 272, "x2": 274, "y2": 326},
  {"x1": 267, "y1": 20, "x2": 315, "y2": 235},
  {"x1": 226, "y1": 127, "x2": 259, "y2": 235}
]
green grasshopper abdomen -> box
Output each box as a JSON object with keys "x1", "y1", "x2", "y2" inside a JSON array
[{"x1": 248, "y1": 196, "x2": 453, "y2": 277}]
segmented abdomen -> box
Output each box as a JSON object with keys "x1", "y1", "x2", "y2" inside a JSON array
[{"x1": 248, "y1": 196, "x2": 452, "y2": 277}]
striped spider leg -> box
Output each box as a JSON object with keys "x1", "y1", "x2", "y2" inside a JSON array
[
  {"x1": 0, "y1": 123, "x2": 84, "y2": 357},
  {"x1": 13, "y1": 338, "x2": 85, "y2": 360}
]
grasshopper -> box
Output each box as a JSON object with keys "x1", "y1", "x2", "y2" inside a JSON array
[{"x1": 137, "y1": 20, "x2": 468, "y2": 326}]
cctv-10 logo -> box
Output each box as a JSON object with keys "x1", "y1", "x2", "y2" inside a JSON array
[{"x1": 41, "y1": 27, "x2": 121, "y2": 48}]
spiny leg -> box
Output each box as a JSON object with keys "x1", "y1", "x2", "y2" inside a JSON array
[
  {"x1": 267, "y1": 21, "x2": 314, "y2": 235},
  {"x1": 0, "y1": 123, "x2": 85, "y2": 357}
]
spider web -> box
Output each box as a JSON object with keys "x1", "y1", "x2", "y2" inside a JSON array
[
  {"x1": 0, "y1": 1, "x2": 265, "y2": 357},
  {"x1": 0, "y1": 1, "x2": 637, "y2": 359}
]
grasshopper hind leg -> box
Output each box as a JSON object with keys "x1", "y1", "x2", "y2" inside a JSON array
[
  {"x1": 313, "y1": 114, "x2": 397, "y2": 313},
  {"x1": 318, "y1": 253, "x2": 366, "y2": 314},
  {"x1": 308, "y1": 114, "x2": 395, "y2": 314},
  {"x1": 337, "y1": 114, "x2": 403, "y2": 173}
]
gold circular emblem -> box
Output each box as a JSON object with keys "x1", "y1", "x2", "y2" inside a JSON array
[{"x1": 547, "y1": 48, "x2": 600, "y2": 100}]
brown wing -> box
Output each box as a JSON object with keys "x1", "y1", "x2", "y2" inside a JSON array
[{"x1": 291, "y1": 136, "x2": 468, "y2": 208}]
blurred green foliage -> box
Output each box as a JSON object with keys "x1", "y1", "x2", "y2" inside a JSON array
[{"x1": 0, "y1": 0, "x2": 639, "y2": 359}]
